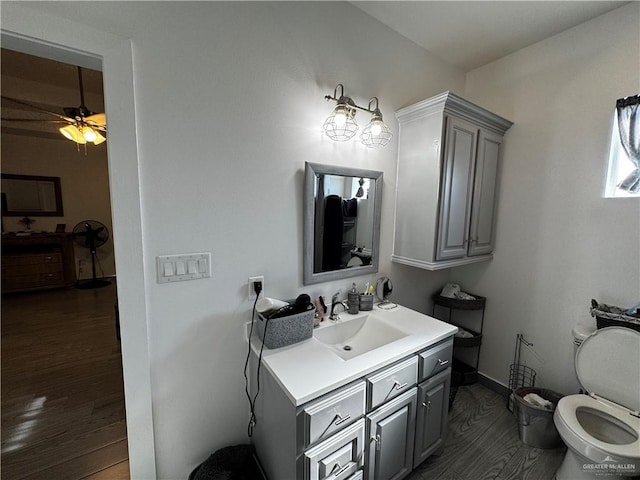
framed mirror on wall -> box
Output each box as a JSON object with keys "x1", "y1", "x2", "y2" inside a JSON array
[
  {"x1": 1, "y1": 173, "x2": 64, "y2": 216},
  {"x1": 303, "y1": 162, "x2": 383, "y2": 285}
]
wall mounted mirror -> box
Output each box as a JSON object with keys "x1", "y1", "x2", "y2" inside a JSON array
[
  {"x1": 1, "y1": 173, "x2": 64, "y2": 217},
  {"x1": 304, "y1": 162, "x2": 383, "y2": 285}
]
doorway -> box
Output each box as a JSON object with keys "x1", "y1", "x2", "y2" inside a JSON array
[
  {"x1": 1, "y1": 49, "x2": 128, "y2": 478},
  {"x1": 1, "y1": 13, "x2": 156, "y2": 477}
]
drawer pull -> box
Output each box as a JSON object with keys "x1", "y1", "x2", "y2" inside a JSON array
[
  {"x1": 45, "y1": 256, "x2": 53, "y2": 260},
  {"x1": 437, "y1": 359, "x2": 449, "y2": 367},
  {"x1": 45, "y1": 274, "x2": 54, "y2": 278},
  {"x1": 393, "y1": 380, "x2": 408, "y2": 391},
  {"x1": 333, "y1": 413, "x2": 351, "y2": 426},
  {"x1": 329, "y1": 462, "x2": 350, "y2": 477},
  {"x1": 371, "y1": 434, "x2": 381, "y2": 451}
]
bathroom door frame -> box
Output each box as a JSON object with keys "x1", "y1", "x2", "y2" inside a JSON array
[{"x1": 1, "y1": 5, "x2": 156, "y2": 479}]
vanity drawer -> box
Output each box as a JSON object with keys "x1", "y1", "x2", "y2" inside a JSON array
[
  {"x1": 299, "y1": 380, "x2": 366, "y2": 450},
  {"x1": 301, "y1": 418, "x2": 365, "y2": 480},
  {"x1": 418, "y1": 338, "x2": 453, "y2": 382},
  {"x1": 366, "y1": 355, "x2": 418, "y2": 411}
]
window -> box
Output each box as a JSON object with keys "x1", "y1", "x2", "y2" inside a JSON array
[{"x1": 605, "y1": 95, "x2": 640, "y2": 198}]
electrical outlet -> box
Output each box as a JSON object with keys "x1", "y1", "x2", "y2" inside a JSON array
[{"x1": 248, "y1": 276, "x2": 264, "y2": 301}]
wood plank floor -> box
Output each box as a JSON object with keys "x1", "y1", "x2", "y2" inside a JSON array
[
  {"x1": 407, "y1": 383, "x2": 566, "y2": 480},
  {"x1": 1, "y1": 283, "x2": 130, "y2": 480}
]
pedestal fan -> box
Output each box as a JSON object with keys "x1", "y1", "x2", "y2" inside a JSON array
[{"x1": 72, "y1": 220, "x2": 111, "y2": 289}]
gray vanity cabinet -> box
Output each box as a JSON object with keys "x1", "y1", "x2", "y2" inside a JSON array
[
  {"x1": 251, "y1": 336, "x2": 454, "y2": 480},
  {"x1": 393, "y1": 92, "x2": 513, "y2": 271},
  {"x1": 414, "y1": 368, "x2": 451, "y2": 466},
  {"x1": 366, "y1": 388, "x2": 417, "y2": 480}
]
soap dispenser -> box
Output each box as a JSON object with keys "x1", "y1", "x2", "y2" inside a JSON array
[{"x1": 348, "y1": 283, "x2": 360, "y2": 314}]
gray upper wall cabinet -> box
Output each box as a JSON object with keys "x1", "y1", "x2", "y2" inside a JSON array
[{"x1": 392, "y1": 92, "x2": 513, "y2": 271}]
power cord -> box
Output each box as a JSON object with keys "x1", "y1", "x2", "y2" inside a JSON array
[{"x1": 244, "y1": 280, "x2": 264, "y2": 437}]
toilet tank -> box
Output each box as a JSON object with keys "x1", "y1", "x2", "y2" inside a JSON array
[{"x1": 572, "y1": 320, "x2": 596, "y2": 356}]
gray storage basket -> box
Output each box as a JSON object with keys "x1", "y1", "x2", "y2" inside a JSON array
[{"x1": 257, "y1": 307, "x2": 315, "y2": 349}]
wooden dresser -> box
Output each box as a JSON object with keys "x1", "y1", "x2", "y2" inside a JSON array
[{"x1": 2, "y1": 233, "x2": 76, "y2": 293}]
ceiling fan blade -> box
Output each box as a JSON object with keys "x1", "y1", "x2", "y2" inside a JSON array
[
  {"x1": 1, "y1": 118, "x2": 71, "y2": 123},
  {"x1": 1, "y1": 96, "x2": 74, "y2": 122},
  {"x1": 85, "y1": 113, "x2": 106, "y2": 126}
]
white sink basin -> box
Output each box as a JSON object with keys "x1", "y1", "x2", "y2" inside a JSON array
[{"x1": 314, "y1": 314, "x2": 408, "y2": 360}]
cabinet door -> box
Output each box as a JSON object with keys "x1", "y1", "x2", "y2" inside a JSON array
[
  {"x1": 413, "y1": 368, "x2": 451, "y2": 467},
  {"x1": 436, "y1": 116, "x2": 478, "y2": 261},
  {"x1": 468, "y1": 129, "x2": 503, "y2": 257},
  {"x1": 366, "y1": 388, "x2": 417, "y2": 480}
]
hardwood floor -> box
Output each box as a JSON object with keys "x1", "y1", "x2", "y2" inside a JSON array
[
  {"x1": 407, "y1": 383, "x2": 566, "y2": 480},
  {"x1": 1, "y1": 283, "x2": 129, "y2": 480}
]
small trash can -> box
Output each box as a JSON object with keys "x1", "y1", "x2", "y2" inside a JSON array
[
  {"x1": 514, "y1": 386, "x2": 564, "y2": 449},
  {"x1": 188, "y1": 444, "x2": 265, "y2": 480}
]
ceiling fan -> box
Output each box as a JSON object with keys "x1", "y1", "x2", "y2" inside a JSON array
[{"x1": 1, "y1": 66, "x2": 107, "y2": 145}]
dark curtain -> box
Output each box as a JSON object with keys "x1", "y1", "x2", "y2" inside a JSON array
[{"x1": 616, "y1": 95, "x2": 640, "y2": 193}]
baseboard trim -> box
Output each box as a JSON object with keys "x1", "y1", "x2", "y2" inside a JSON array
[{"x1": 477, "y1": 372, "x2": 510, "y2": 398}]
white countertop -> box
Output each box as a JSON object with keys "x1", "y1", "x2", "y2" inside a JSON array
[{"x1": 250, "y1": 304, "x2": 457, "y2": 406}]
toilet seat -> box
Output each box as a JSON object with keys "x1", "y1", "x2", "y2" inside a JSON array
[
  {"x1": 555, "y1": 394, "x2": 640, "y2": 461},
  {"x1": 575, "y1": 327, "x2": 640, "y2": 414}
]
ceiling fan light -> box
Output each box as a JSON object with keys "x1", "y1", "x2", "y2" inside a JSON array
[
  {"x1": 81, "y1": 126, "x2": 98, "y2": 143},
  {"x1": 59, "y1": 124, "x2": 87, "y2": 144},
  {"x1": 92, "y1": 131, "x2": 107, "y2": 145}
]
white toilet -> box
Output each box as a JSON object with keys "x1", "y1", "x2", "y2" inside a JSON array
[{"x1": 554, "y1": 327, "x2": 640, "y2": 480}]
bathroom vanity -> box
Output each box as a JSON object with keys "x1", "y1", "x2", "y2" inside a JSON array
[{"x1": 250, "y1": 305, "x2": 457, "y2": 480}]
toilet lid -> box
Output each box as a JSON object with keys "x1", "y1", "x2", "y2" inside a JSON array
[{"x1": 576, "y1": 327, "x2": 640, "y2": 412}]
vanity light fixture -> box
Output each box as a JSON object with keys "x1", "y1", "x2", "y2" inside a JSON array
[{"x1": 323, "y1": 84, "x2": 392, "y2": 148}]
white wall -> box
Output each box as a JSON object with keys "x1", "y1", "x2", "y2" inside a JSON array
[
  {"x1": 457, "y1": 3, "x2": 640, "y2": 394},
  {"x1": 3, "y1": 2, "x2": 465, "y2": 478}
]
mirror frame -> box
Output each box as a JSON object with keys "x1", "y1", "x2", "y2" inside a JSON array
[
  {"x1": 303, "y1": 161, "x2": 383, "y2": 285},
  {"x1": 1, "y1": 173, "x2": 64, "y2": 217}
]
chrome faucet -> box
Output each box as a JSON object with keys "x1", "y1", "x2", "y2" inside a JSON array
[{"x1": 330, "y1": 291, "x2": 348, "y2": 322}]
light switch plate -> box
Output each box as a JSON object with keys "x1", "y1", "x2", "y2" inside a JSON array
[{"x1": 157, "y1": 253, "x2": 211, "y2": 283}]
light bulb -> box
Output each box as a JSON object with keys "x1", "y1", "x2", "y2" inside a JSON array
[
  {"x1": 370, "y1": 121, "x2": 382, "y2": 136},
  {"x1": 334, "y1": 111, "x2": 347, "y2": 126},
  {"x1": 82, "y1": 126, "x2": 97, "y2": 143}
]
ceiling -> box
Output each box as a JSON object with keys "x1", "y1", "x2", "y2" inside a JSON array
[{"x1": 352, "y1": 1, "x2": 628, "y2": 71}]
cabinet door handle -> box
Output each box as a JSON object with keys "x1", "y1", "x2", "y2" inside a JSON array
[
  {"x1": 333, "y1": 413, "x2": 351, "y2": 426},
  {"x1": 438, "y1": 359, "x2": 449, "y2": 367},
  {"x1": 422, "y1": 400, "x2": 431, "y2": 414},
  {"x1": 371, "y1": 434, "x2": 381, "y2": 451},
  {"x1": 393, "y1": 380, "x2": 408, "y2": 391},
  {"x1": 329, "y1": 462, "x2": 350, "y2": 477}
]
